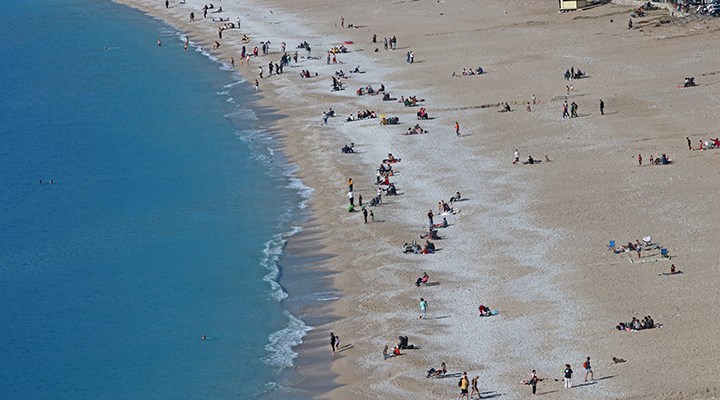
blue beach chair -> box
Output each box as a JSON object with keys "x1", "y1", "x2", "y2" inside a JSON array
[
  {"x1": 608, "y1": 240, "x2": 616, "y2": 250},
  {"x1": 661, "y1": 248, "x2": 669, "y2": 258}
]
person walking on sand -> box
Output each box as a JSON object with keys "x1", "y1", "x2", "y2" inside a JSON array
[
  {"x1": 637, "y1": 153, "x2": 642, "y2": 166},
  {"x1": 427, "y1": 210, "x2": 434, "y2": 227},
  {"x1": 254, "y1": 79, "x2": 259, "y2": 91},
  {"x1": 455, "y1": 121, "x2": 460, "y2": 137},
  {"x1": 526, "y1": 102, "x2": 532, "y2": 112},
  {"x1": 363, "y1": 207, "x2": 368, "y2": 223},
  {"x1": 583, "y1": 357, "x2": 593, "y2": 382},
  {"x1": 687, "y1": 136, "x2": 692, "y2": 150},
  {"x1": 513, "y1": 149, "x2": 520, "y2": 164},
  {"x1": 348, "y1": 190, "x2": 354, "y2": 206},
  {"x1": 340, "y1": 16, "x2": 345, "y2": 28},
  {"x1": 190, "y1": 12, "x2": 195, "y2": 22},
  {"x1": 562, "y1": 101, "x2": 569, "y2": 119},
  {"x1": 571, "y1": 102, "x2": 578, "y2": 118},
  {"x1": 410, "y1": 51, "x2": 414, "y2": 63},
  {"x1": 526, "y1": 369, "x2": 539, "y2": 396},
  {"x1": 419, "y1": 298, "x2": 428, "y2": 319},
  {"x1": 230, "y1": 57, "x2": 234, "y2": 68},
  {"x1": 358, "y1": 194, "x2": 363, "y2": 207},
  {"x1": 600, "y1": 99, "x2": 605, "y2": 115},
  {"x1": 347, "y1": 178, "x2": 353, "y2": 192},
  {"x1": 330, "y1": 332, "x2": 337, "y2": 354},
  {"x1": 369, "y1": 209, "x2": 375, "y2": 222},
  {"x1": 532, "y1": 94, "x2": 536, "y2": 105},
  {"x1": 165, "y1": 0, "x2": 169, "y2": 8},
  {"x1": 566, "y1": 85, "x2": 570, "y2": 96},
  {"x1": 470, "y1": 376, "x2": 479, "y2": 398},
  {"x1": 459, "y1": 372, "x2": 470, "y2": 399},
  {"x1": 258, "y1": 66, "x2": 264, "y2": 79},
  {"x1": 563, "y1": 364, "x2": 573, "y2": 388}
]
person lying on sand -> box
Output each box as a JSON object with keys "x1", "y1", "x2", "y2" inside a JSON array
[
  {"x1": 427, "y1": 362, "x2": 447, "y2": 378},
  {"x1": 498, "y1": 102, "x2": 512, "y2": 112},
  {"x1": 405, "y1": 124, "x2": 425, "y2": 135},
  {"x1": 382, "y1": 93, "x2": 397, "y2": 101},
  {"x1": 432, "y1": 217, "x2": 448, "y2": 229}
]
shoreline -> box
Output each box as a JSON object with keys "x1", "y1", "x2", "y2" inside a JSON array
[{"x1": 114, "y1": 0, "x2": 720, "y2": 399}]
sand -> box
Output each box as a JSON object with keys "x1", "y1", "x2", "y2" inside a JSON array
[{"x1": 115, "y1": 0, "x2": 720, "y2": 398}]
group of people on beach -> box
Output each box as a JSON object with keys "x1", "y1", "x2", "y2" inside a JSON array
[{"x1": 163, "y1": 4, "x2": 699, "y2": 397}]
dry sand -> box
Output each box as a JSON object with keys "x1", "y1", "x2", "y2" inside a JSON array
[{"x1": 116, "y1": 0, "x2": 720, "y2": 398}]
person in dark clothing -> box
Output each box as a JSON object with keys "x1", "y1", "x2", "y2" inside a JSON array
[
  {"x1": 599, "y1": 99, "x2": 605, "y2": 115},
  {"x1": 563, "y1": 364, "x2": 573, "y2": 389}
]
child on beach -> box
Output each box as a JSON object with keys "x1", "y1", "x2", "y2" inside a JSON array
[{"x1": 419, "y1": 298, "x2": 428, "y2": 319}]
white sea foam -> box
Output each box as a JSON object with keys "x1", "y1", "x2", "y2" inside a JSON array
[
  {"x1": 224, "y1": 108, "x2": 258, "y2": 121},
  {"x1": 260, "y1": 224, "x2": 311, "y2": 369},
  {"x1": 223, "y1": 80, "x2": 244, "y2": 88},
  {"x1": 283, "y1": 165, "x2": 313, "y2": 210},
  {"x1": 263, "y1": 311, "x2": 313, "y2": 368}
]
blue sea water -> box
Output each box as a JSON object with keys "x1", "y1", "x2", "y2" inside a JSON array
[{"x1": 0, "y1": 1, "x2": 311, "y2": 398}]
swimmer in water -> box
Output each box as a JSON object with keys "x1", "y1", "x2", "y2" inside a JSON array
[
  {"x1": 157, "y1": 38, "x2": 162, "y2": 47},
  {"x1": 201, "y1": 334, "x2": 206, "y2": 340}
]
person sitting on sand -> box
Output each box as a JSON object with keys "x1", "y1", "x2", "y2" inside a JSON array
[
  {"x1": 632, "y1": 318, "x2": 642, "y2": 330},
  {"x1": 416, "y1": 272, "x2": 430, "y2": 287},
  {"x1": 212, "y1": 41, "x2": 220, "y2": 50},
  {"x1": 502, "y1": 102, "x2": 512, "y2": 112},
  {"x1": 450, "y1": 191, "x2": 461, "y2": 203},
  {"x1": 383, "y1": 345, "x2": 390, "y2": 359},
  {"x1": 478, "y1": 305, "x2": 491, "y2": 317},
  {"x1": 417, "y1": 107, "x2": 429, "y2": 120},
  {"x1": 668, "y1": 264, "x2": 683, "y2": 274}
]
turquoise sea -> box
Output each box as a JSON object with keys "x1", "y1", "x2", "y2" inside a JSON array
[{"x1": 0, "y1": 1, "x2": 312, "y2": 398}]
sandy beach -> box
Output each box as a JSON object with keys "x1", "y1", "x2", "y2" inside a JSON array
[{"x1": 116, "y1": 0, "x2": 720, "y2": 398}]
